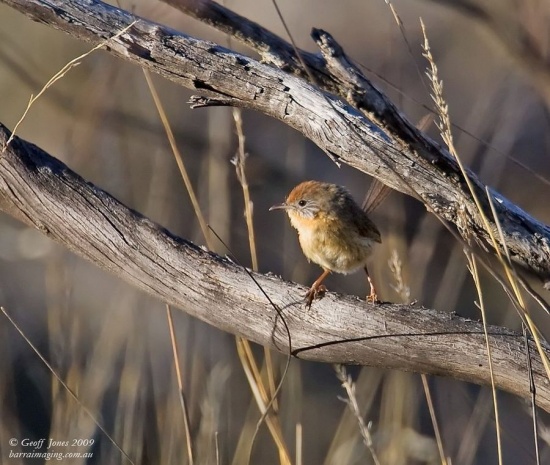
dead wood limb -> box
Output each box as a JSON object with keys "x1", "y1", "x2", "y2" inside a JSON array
[
  {"x1": 0, "y1": 122, "x2": 549, "y2": 412},
  {"x1": 162, "y1": 0, "x2": 550, "y2": 283},
  {"x1": 3, "y1": 0, "x2": 550, "y2": 284}
]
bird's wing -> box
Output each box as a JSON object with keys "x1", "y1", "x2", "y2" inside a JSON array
[
  {"x1": 354, "y1": 211, "x2": 382, "y2": 243},
  {"x1": 361, "y1": 179, "x2": 392, "y2": 214}
]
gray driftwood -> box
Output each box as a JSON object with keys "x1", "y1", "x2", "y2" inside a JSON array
[
  {"x1": 0, "y1": 123, "x2": 549, "y2": 412},
  {"x1": 3, "y1": 0, "x2": 550, "y2": 282}
]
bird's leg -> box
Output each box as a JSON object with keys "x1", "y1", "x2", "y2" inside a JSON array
[
  {"x1": 305, "y1": 269, "x2": 330, "y2": 308},
  {"x1": 364, "y1": 265, "x2": 378, "y2": 303}
]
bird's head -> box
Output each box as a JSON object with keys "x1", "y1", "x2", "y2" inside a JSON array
[{"x1": 269, "y1": 180, "x2": 349, "y2": 226}]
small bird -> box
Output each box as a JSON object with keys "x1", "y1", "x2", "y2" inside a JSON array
[{"x1": 270, "y1": 180, "x2": 382, "y2": 308}]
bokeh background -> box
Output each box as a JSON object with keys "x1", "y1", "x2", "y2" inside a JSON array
[{"x1": 1, "y1": 0, "x2": 550, "y2": 463}]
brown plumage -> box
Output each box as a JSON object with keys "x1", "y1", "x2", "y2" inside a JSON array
[{"x1": 270, "y1": 180, "x2": 382, "y2": 307}]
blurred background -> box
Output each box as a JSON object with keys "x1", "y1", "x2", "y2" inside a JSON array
[{"x1": 1, "y1": 0, "x2": 550, "y2": 463}]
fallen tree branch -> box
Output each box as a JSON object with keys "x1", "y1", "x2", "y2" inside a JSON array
[
  {"x1": 161, "y1": 0, "x2": 550, "y2": 284},
  {"x1": 1, "y1": 123, "x2": 549, "y2": 411},
  {"x1": 4, "y1": 0, "x2": 550, "y2": 285}
]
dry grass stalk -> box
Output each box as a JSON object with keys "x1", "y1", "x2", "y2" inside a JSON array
[
  {"x1": 231, "y1": 107, "x2": 291, "y2": 463},
  {"x1": 334, "y1": 364, "x2": 381, "y2": 465},
  {"x1": 236, "y1": 338, "x2": 292, "y2": 465},
  {"x1": 1, "y1": 306, "x2": 133, "y2": 464},
  {"x1": 4, "y1": 20, "x2": 138, "y2": 149},
  {"x1": 420, "y1": 20, "x2": 541, "y2": 465},
  {"x1": 143, "y1": 69, "x2": 211, "y2": 245},
  {"x1": 389, "y1": 248, "x2": 447, "y2": 465},
  {"x1": 232, "y1": 108, "x2": 259, "y2": 271},
  {"x1": 166, "y1": 304, "x2": 195, "y2": 465},
  {"x1": 421, "y1": 15, "x2": 550, "y2": 382},
  {"x1": 466, "y1": 254, "x2": 503, "y2": 464}
]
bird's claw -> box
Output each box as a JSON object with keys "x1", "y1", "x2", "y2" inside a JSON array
[
  {"x1": 305, "y1": 284, "x2": 327, "y2": 308},
  {"x1": 366, "y1": 291, "x2": 380, "y2": 304}
]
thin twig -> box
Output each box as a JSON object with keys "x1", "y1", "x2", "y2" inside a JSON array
[
  {"x1": 236, "y1": 338, "x2": 292, "y2": 465},
  {"x1": 383, "y1": 0, "x2": 429, "y2": 95},
  {"x1": 207, "y1": 220, "x2": 293, "y2": 464}
]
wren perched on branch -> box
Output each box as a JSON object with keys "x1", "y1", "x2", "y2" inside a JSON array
[{"x1": 270, "y1": 180, "x2": 382, "y2": 308}]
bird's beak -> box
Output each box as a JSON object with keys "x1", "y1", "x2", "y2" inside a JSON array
[{"x1": 269, "y1": 202, "x2": 289, "y2": 211}]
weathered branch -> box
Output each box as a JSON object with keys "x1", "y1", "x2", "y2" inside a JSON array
[
  {"x1": 4, "y1": 0, "x2": 550, "y2": 285},
  {"x1": 1, "y1": 123, "x2": 550, "y2": 412},
  {"x1": 162, "y1": 0, "x2": 550, "y2": 284}
]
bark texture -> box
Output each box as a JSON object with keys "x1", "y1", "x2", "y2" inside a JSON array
[
  {"x1": 0, "y1": 124, "x2": 550, "y2": 412},
  {"x1": 2, "y1": 0, "x2": 550, "y2": 282}
]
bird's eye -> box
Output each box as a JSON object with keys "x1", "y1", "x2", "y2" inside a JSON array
[{"x1": 298, "y1": 199, "x2": 307, "y2": 207}]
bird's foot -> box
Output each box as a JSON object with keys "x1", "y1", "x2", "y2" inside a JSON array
[
  {"x1": 305, "y1": 284, "x2": 327, "y2": 309},
  {"x1": 366, "y1": 290, "x2": 380, "y2": 304}
]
